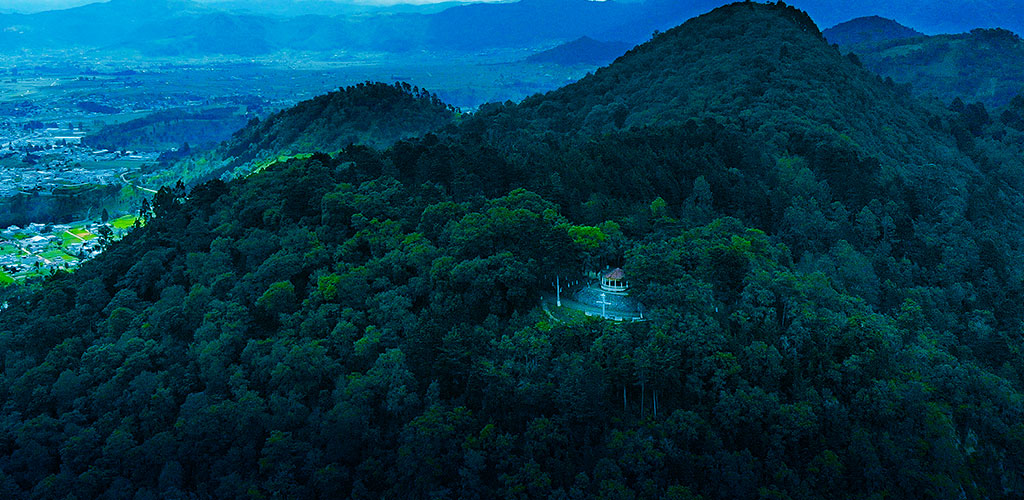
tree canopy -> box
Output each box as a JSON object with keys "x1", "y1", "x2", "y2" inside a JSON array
[{"x1": 4, "y1": 2, "x2": 1024, "y2": 498}]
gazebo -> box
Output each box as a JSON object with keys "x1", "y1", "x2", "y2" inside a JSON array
[
  {"x1": 571, "y1": 267, "x2": 643, "y2": 321},
  {"x1": 600, "y1": 267, "x2": 628, "y2": 293}
]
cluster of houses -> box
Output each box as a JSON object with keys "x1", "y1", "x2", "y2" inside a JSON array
[{"x1": 0, "y1": 222, "x2": 104, "y2": 279}]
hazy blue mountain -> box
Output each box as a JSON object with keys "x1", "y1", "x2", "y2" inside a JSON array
[
  {"x1": 527, "y1": 37, "x2": 633, "y2": 66},
  {"x1": 798, "y1": 0, "x2": 1022, "y2": 36},
  {"x1": 199, "y1": 0, "x2": 467, "y2": 16},
  {"x1": 0, "y1": 0, "x2": 195, "y2": 49},
  {"x1": 114, "y1": 12, "x2": 276, "y2": 56},
  {"x1": 0, "y1": 0, "x2": 717, "y2": 56},
  {"x1": 823, "y1": 16, "x2": 924, "y2": 45},
  {"x1": 426, "y1": 0, "x2": 639, "y2": 48},
  {"x1": 3, "y1": 0, "x2": 1022, "y2": 53}
]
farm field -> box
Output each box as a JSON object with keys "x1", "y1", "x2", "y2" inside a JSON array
[{"x1": 111, "y1": 215, "x2": 138, "y2": 230}]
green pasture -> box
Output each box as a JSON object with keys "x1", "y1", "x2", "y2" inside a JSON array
[
  {"x1": 111, "y1": 215, "x2": 139, "y2": 230},
  {"x1": 39, "y1": 249, "x2": 73, "y2": 261},
  {"x1": 0, "y1": 243, "x2": 23, "y2": 257},
  {"x1": 250, "y1": 153, "x2": 316, "y2": 176}
]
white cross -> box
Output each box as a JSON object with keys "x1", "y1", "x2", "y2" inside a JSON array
[{"x1": 598, "y1": 292, "x2": 612, "y2": 319}]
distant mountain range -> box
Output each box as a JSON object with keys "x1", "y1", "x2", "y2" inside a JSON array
[
  {"x1": 827, "y1": 16, "x2": 1024, "y2": 106},
  {"x1": 3, "y1": 0, "x2": 470, "y2": 16},
  {"x1": 4, "y1": 0, "x2": 1021, "y2": 58},
  {"x1": 0, "y1": 0, "x2": 712, "y2": 56},
  {"x1": 797, "y1": 0, "x2": 1023, "y2": 36},
  {"x1": 198, "y1": 0, "x2": 471, "y2": 17}
]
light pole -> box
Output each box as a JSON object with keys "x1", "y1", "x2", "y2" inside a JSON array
[{"x1": 556, "y1": 275, "x2": 562, "y2": 307}]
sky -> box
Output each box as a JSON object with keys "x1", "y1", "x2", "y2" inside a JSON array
[
  {"x1": 1, "y1": 0, "x2": 500, "y2": 13},
  {"x1": 3, "y1": 0, "x2": 91, "y2": 11}
]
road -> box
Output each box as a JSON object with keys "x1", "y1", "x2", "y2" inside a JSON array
[{"x1": 120, "y1": 172, "x2": 158, "y2": 194}]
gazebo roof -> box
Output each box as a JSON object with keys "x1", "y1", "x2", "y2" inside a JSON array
[{"x1": 604, "y1": 268, "x2": 625, "y2": 280}]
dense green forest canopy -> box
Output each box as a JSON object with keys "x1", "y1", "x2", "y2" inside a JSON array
[
  {"x1": 831, "y1": 22, "x2": 1024, "y2": 107},
  {"x1": 4, "y1": 2, "x2": 1024, "y2": 498}
]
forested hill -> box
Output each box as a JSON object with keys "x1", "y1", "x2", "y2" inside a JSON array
[
  {"x1": 822, "y1": 16, "x2": 924, "y2": 46},
  {"x1": 164, "y1": 81, "x2": 457, "y2": 183},
  {"x1": 82, "y1": 106, "x2": 255, "y2": 152},
  {"x1": 833, "y1": 27, "x2": 1024, "y2": 107},
  {"x1": 472, "y1": 1, "x2": 964, "y2": 175},
  {"x1": 526, "y1": 36, "x2": 633, "y2": 66},
  {"x1": 5, "y1": 2, "x2": 1024, "y2": 498}
]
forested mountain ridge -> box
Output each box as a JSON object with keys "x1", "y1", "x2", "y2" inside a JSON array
[
  {"x1": 161, "y1": 81, "x2": 458, "y2": 184},
  {"x1": 4, "y1": 2, "x2": 1024, "y2": 498},
  {"x1": 831, "y1": 25, "x2": 1024, "y2": 107},
  {"x1": 446, "y1": 0, "x2": 999, "y2": 229},
  {"x1": 477, "y1": 1, "x2": 965, "y2": 172},
  {"x1": 83, "y1": 106, "x2": 256, "y2": 152},
  {"x1": 526, "y1": 36, "x2": 633, "y2": 66}
]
